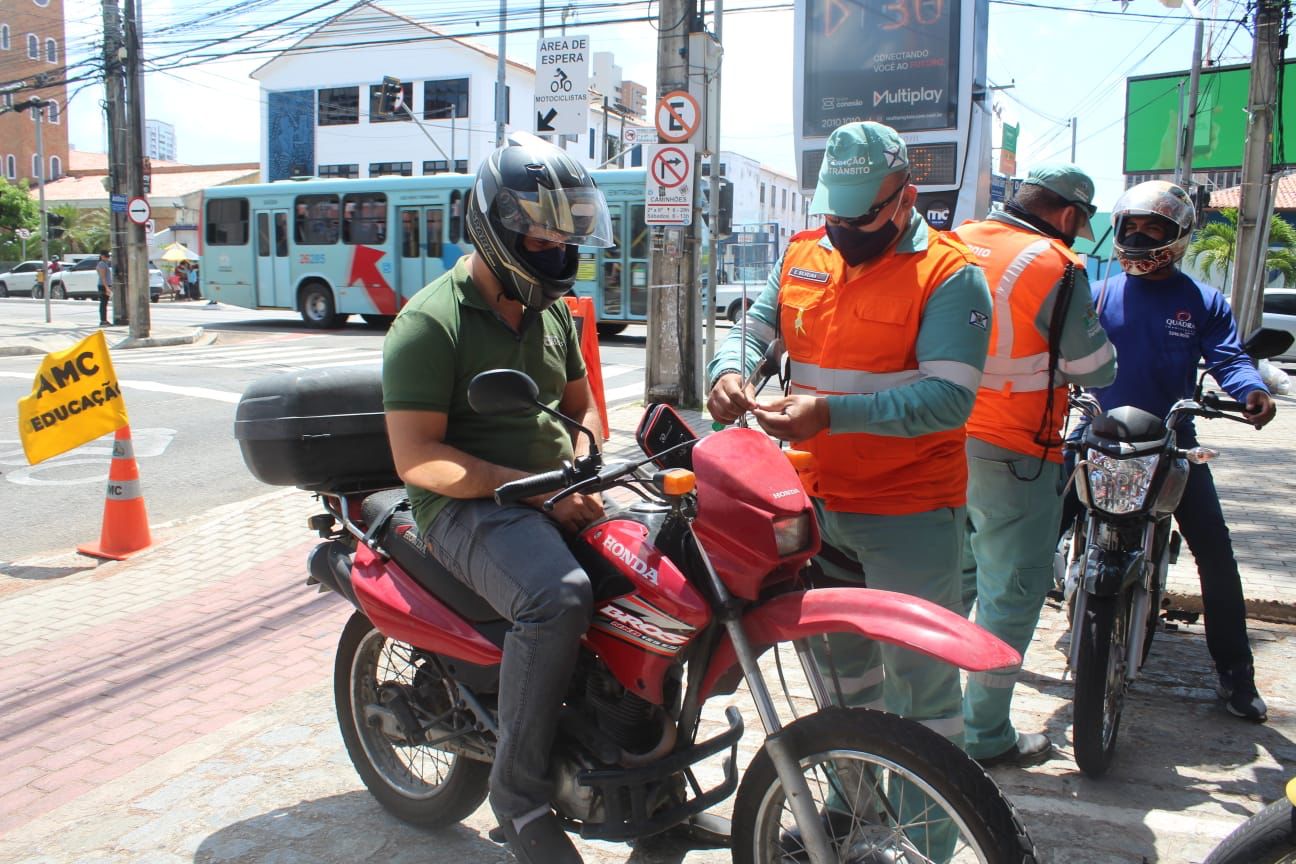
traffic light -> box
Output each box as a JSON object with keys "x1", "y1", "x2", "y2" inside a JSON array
[
  {"x1": 46, "y1": 212, "x2": 65, "y2": 240},
  {"x1": 373, "y1": 76, "x2": 404, "y2": 118},
  {"x1": 700, "y1": 177, "x2": 733, "y2": 236},
  {"x1": 1191, "y1": 185, "x2": 1212, "y2": 228}
]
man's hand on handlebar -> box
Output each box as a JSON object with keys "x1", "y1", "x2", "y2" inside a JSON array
[
  {"x1": 707, "y1": 373, "x2": 757, "y2": 424},
  {"x1": 1245, "y1": 389, "x2": 1276, "y2": 428}
]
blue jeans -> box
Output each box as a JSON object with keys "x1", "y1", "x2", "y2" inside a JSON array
[
  {"x1": 424, "y1": 498, "x2": 593, "y2": 820},
  {"x1": 1062, "y1": 426, "x2": 1252, "y2": 673}
]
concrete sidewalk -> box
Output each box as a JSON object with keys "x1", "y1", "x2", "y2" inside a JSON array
[
  {"x1": 0, "y1": 399, "x2": 1294, "y2": 862},
  {"x1": 0, "y1": 317, "x2": 209, "y2": 357}
]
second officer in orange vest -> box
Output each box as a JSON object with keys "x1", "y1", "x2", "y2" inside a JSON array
[
  {"x1": 708, "y1": 123, "x2": 992, "y2": 837},
  {"x1": 952, "y1": 165, "x2": 1116, "y2": 767}
]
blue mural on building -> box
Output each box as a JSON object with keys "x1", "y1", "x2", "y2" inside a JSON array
[{"x1": 268, "y1": 90, "x2": 315, "y2": 181}]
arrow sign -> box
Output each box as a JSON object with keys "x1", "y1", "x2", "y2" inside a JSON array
[{"x1": 537, "y1": 108, "x2": 558, "y2": 132}]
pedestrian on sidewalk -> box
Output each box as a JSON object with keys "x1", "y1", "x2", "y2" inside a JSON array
[
  {"x1": 95, "y1": 250, "x2": 112, "y2": 326},
  {"x1": 951, "y1": 164, "x2": 1117, "y2": 767},
  {"x1": 382, "y1": 137, "x2": 615, "y2": 863},
  {"x1": 707, "y1": 121, "x2": 992, "y2": 832},
  {"x1": 1066, "y1": 180, "x2": 1275, "y2": 722}
]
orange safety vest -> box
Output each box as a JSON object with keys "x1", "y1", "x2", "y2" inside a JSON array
[
  {"x1": 952, "y1": 219, "x2": 1080, "y2": 462},
  {"x1": 778, "y1": 225, "x2": 978, "y2": 515}
]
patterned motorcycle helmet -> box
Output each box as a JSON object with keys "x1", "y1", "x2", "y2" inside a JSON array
[{"x1": 1111, "y1": 181, "x2": 1196, "y2": 277}]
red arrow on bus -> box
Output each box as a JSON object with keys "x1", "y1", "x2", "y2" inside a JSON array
[{"x1": 348, "y1": 245, "x2": 399, "y2": 314}]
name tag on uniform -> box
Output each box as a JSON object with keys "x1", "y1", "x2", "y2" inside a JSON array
[{"x1": 789, "y1": 267, "x2": 829, "y2": 283}]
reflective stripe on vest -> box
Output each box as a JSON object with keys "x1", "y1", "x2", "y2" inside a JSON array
[
  {"x1": 992, "y1": 239, "x2": 1054, "y2": 359},
  {"x1": 789, "y1": 358, "x2": 982, "y2": 395}
]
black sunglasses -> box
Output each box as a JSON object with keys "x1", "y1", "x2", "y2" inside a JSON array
[{"x1": 827, "y1": 175, "x2": 911, "y2": 228}]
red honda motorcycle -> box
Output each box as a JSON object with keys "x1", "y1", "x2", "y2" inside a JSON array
[{"x1": 235, "y1": 366, "x2": 1036, "y2": 863}]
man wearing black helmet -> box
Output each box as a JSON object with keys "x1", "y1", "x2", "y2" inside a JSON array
[{"x1": 382, "y1": 136, "x2": 615, "y2": 862}]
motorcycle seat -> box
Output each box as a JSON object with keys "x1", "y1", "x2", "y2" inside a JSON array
[{"x1": 360, "y1": 489, "x2": 505, "y2": 625}]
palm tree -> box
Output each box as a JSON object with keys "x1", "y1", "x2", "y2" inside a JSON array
[
  {"x1": 1186, "y1": 207, "x2": 1296, "y2": 290},
  {"x1": 44, "y1": 204, "x2": 110, "y2": 256}
]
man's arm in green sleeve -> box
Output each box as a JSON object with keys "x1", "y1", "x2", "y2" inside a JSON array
[
  {"x1": 826, "y1": 263, "x2": 992, "y2": 437},
  {"x1": 705, "y1": 255, "x2": 782, "y2": 387},
  {"x1": 1034, "y1": 267, "x2": 1117, "y2": 387}
]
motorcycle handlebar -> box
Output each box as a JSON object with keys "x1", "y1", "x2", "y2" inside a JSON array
[
  {"x1": 494, "y1": 468, "x2": 572, "y2": 506},
  {"x1": 1201, "y1": 392, "x2": 1246, "y2": 412}
]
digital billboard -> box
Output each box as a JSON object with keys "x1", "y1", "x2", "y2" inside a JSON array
[
  {"x1": 1124, "y1": 60, "x2": 1296, "y2": 173},
  {"x1": 801, "y1": 0, "x2": 961, "y2": 136}
]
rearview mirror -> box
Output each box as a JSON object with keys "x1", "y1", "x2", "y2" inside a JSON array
[
  {"x1": 758, "y1": 337, "x2": 786, "y2": 380},
  {"x1": 1243, "y1": 327, "x2": 1294, "y2": 362},
  {"x1": 467, "y1": 369, "x2": 540, "y2": 416}
]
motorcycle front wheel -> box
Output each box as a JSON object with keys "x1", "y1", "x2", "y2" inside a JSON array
[
  {"x1": 1072, "y1": 593, "x2": 1130, "y2": 779},
  {"x1": 1204, "y1": 795, "x2": 1296, "y2": 864},
  {"x1": 732, "y1": 707, "x2": 1036, "y2": 863},
  {"x1": 334, "y1": 611, "x2": 490, "y2": 827}
]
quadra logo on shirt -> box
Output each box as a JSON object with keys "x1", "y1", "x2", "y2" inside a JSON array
[{"x1": 790, "y1": 267, "x2": 830, "y2": 283}]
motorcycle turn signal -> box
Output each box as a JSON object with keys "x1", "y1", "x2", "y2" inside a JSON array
[
  {"x1": 1183, "y1": 446, "x2": 1220, "y2": 464},
  {"x1": 654, "y1": 469, "x2": 696, "y2": 496}
]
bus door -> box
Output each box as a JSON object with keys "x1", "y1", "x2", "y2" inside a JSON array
[
  {"x1": 625, "y1": 203, "x2": 648, "y2": 320},
  {"x1": 254, "y1": 209, "x2": 292, "y2": 308},
  {"x1": 599, "y1": 205, "x2": 627, "y2": 323},
  {"x1": 398, "y1": 205, "x2": 452, "y2": 299}
]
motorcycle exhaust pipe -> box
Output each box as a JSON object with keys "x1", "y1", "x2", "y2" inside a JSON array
[{"x1": 307, "y1": 540, "x2": 358, "y2": 608}]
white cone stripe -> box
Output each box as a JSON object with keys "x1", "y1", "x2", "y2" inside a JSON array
[
  {"x1": 112, "y1": 439, "x2": 134, "y2": 460},
  {"x1": 105, "y1": 478, "x2": 142, "y2": 500}
]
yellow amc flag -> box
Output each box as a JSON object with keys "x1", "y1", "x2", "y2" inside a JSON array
[{"x1": 17, "y1": 330, "x2": 129, "y2": 464}]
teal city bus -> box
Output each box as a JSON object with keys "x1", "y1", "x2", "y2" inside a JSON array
[{"x1": 200, "y1": 169, "x2": 649, "y2": 333}]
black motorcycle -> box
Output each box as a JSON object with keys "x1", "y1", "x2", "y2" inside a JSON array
[{"x1": 1059, "y1": 328, "x2": 1292, "y2": 778}]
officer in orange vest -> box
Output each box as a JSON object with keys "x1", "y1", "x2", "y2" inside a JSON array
[
  {"x1": 952, "y1": 165, "x2": 1117, "y2": 767},
  {"x1": 708, "y1": 122, "x2": 991, "y2": 782}
]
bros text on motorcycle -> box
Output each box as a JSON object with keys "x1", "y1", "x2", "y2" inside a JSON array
[{"x1": 236, "y1": 361, "x2": 1042, "y2": 863}]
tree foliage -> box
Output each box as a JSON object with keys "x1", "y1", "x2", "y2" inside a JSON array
[
  {"x1": 0, "y1": 178, "x2": 41, "y2": 259},
  {"x1": 1187, "y1": 207, "x2": 1296, "y2": 289}
]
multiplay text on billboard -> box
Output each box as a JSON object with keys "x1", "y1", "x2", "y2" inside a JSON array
[{"x1": 802, "y1": 0, "x2": 961, "y2": 136}]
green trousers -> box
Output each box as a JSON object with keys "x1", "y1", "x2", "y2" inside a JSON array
[
  {"x1": 961, "y1": 439, "x2": 1062, "y2": 760},
  {"x1": 809, "y1": 500, "x2": 966, "y2": 860}
]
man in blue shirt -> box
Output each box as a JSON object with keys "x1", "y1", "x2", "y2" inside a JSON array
[{"x1": 1083, "y1": 180, "x2": 1274, "y2": 721}]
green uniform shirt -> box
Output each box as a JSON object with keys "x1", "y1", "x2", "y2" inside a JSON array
[{"x1": 382, "y1": 257, "x2": 586, "y2": 533}]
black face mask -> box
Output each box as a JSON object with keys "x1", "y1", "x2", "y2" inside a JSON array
[
  {"x1": 520, "y1": 244, "x2": 570, "y2": 278},
  {"x1": 825, "y1": 221, "x2": 901, "y2": 267},
  {"x1": 1120, "y1": 231, "x2": 1162, "y2": 250}
]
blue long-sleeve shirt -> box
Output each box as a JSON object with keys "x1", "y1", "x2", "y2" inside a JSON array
[{"x1": 1089, "y1": 270, "x2": 1267, "y2": 424}]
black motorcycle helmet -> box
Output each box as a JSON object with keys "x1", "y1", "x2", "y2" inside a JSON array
[{"x1": 466, "y1": 133, "x2": 614, "y2": 310}]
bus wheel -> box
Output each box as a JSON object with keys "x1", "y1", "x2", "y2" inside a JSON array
[
  {"x1": 300, "y1": 283, "x2": 345, "y2": 329},
  {"x1": 596, "y1": 322, "x2": 628, "y2": 337},
  {"x1": 361, "y1": 314, "x2": 395, "y2": 329}
]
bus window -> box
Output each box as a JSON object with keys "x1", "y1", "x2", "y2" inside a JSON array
[
  {"x1": 206, "y1": 197, "x2": 249, "y2": 245},
  {"x1": 449, "y1": 190, "x2": 464, "y2": 244},
  {"x1": 629, "y1": 205, "x2": 648, "y2": 258},
  {"x1": 401, "y1": 210, "x2": 420, "y2": 258},
  {"x1": 426, "y1": 209, "x2": 444, "y2": 259},
  {"x1": 256, "y1": 212, "x2": 271, "y2": 258},
  {"x1": 343, "y1": 192, "x2": 387, "y2": 244},
  {"x1": 295, "y1": 194, "x2": 339, "y2": 245}
]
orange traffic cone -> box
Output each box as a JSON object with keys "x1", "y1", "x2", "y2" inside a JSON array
[{"x1": 78, "y1": 425, "x2": 153, "y2": 560}]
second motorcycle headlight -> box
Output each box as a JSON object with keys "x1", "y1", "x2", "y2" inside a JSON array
[{"x1": 1086, "y1": 450, "x2": 1158, "y2": 515}]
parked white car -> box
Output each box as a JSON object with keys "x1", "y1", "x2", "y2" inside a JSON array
[
  {"x1": 45, "y1": 257, "x2": 170, "y2": 302},
  {"x1": 1261, "y1": 288, "x2": 1296, "y2": 363},
  {"x1": 0, "y1": 260, "x2": 51, "y2": 297}
]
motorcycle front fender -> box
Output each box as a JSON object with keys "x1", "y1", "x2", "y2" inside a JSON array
[
  {"x1": 699, "y1": 587, "x2": 1020, "y2": 698},
  {"x1": 1082, "y1": 545, "x2": 1144, "y2": 596}
]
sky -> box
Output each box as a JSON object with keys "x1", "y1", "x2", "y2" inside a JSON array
[{"x1": 57, "y1": 0, "x2": 1284, "y2": 210}]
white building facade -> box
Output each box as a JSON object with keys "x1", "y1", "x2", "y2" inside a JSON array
[
  {"x1": 145, "y1": 119, "x2": 177, "y2": 161},
  {"x1": 252, "y1": 3, "x2": 645, "y2": 182}
]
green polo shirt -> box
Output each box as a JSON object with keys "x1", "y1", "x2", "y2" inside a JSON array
[{"x1": 382, "y1": 257, "x2": 586, "y2": 533}]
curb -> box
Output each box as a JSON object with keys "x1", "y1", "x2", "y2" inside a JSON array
[
  {"x1": 1165, "y1": 590, "x2": 1296, "y2": 626},
  {"x1": 0, "y1": 326, "x2": 208, "y2": 356},
  {"x1": 113, "y1": 327, "x2": 209, "y2": 350}
]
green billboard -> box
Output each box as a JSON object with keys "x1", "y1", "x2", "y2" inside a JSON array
[{"x1": 1124, "y1": 60, "x2": 1296, "y2": 173}]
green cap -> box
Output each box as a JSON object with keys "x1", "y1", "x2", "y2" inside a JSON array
[
  {"x1": 1021, "y1": 163, "x2": 1096, "y2": 240},
  {"x1": 809, "y1": 121, "x2": 910, "y2": 218}
]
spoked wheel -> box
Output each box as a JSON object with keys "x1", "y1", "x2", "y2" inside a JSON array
[
  {"x1": 1072, "y1": 594, "x2": 1130, "y2": 778},
  {"x1": 733, "y1": 708, "x2": 1036, "y2": 863},
  {"x1": 334, "y1": 611, "x2": 490, "y2": 827}
]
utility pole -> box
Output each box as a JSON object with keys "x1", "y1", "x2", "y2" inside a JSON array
[
  {"x1": 1229, "y1": 0, "x2": 1284, "y2": 339},
  {"x1": 495, "y1": 0, "x2": 507, "y2": 146},
  {"x1": 103, "y1": 0, "x2": 129, "y2": 326},
  {"x1": 646, "y1": 0, "x2": 704, "y2": 407},
  {"x1": 1070, "y1": 117, "x2": 1077, "y2": 162},
  {"x1": 1175, "y1": 0, "x2": 1207, "y2": 185},
  {"x1": 703, "y1": 0, "x2": 724, "y2": 373},
  {"x1": 124, "y1": 0, "x2": 150, "y2": 339}
]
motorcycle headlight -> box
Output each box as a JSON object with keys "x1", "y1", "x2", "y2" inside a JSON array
[
  {"x1": 773, "y1": 513, "x2": 811, "y2": 556},
  {"x1": 1086, "y1": 450, "x2": 1158, "y2": 515}
]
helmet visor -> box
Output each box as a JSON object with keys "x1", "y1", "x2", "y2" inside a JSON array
[{"x1": 496, "y1": 185, "x2": 615, "y2": 248}]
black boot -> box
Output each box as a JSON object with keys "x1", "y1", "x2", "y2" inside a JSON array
[
  {"x1": 1217, "y1": 662, "x2": 1268, "y2": 722},
  {"x1": 492, "y1": 807, "x2": 582, "y2": 863}
]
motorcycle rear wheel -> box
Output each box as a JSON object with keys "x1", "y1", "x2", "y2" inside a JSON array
[
  {"x1": 334, "y1": 611, "x2": 490, "y2": 827},
  {"x1": 732, "y1": 707, "x2": 1036, "y2": 863},
  {"x1": 1204, "y1": 797, "x2": 1296, "y2": 864},
  {"x1": 1072, "y1": 594, "x2": 1129, "y2": 779}
]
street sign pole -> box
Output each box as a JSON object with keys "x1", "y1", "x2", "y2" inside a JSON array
[{"x1": 35, "y1": 101, "x2": 50, "y2": 324}]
